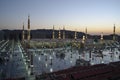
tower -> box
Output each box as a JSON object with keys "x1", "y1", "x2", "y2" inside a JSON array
[
  {"x1": 58, "y1": 28, "x2": 61, "y2": 39},
  {"x1": 74, "y1": 30, "x2": 77, "y2": 40},
  {"x1": 101, "y1": 32, "x2": 103, "y2": 40},
  {"x1": 82, "y1": 35, "x2": 85, "y2": 43},
  {"x1": 26, "y1": 15, "x2": 33, "y2": 75},
  {"x1": 113, "y1": 24, "x2": 116, "y2": 41},
  {"x1": 100, "y1": 32, "x2": 103, "y2": 44},
  {"x1": 52, "y1": 25, "x2": 55, "y2": 39},
  {"x1": 22, "y1": 23, "x2": 25, "y2": 42},
  {"x1": 85, "y1": 27, "x2": 87, "y2": 39},
  {"x1": 63, "y1": 26, "x2": 65, "y2": 39},
  {"x1": 27, "y1": 15, "x2": 30, "y2": 42}
]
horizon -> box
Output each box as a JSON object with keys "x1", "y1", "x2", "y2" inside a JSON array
[
  {"x1": 0, "y1": 0, "x2": 120, "y2": 35},
  {"x1": 0, "y1": 28, "x2": 119, "y2": 36}
]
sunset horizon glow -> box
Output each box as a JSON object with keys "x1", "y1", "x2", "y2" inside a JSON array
[{"x1": 0, "y1": 0, "x2": 120, "y2": 35}]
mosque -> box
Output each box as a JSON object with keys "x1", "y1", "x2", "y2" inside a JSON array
[{"x1": 0, "y1": 16, "x2": 120, "y2": 80}]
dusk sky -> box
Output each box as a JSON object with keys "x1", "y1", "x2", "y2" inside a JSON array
[{"x1": 0, "y1": 0, "x2": 120, "y2": 35}]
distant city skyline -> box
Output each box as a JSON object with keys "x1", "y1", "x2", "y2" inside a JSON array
[{"x1": 0, "y1": 0, "x2": 120, "y2": 35}]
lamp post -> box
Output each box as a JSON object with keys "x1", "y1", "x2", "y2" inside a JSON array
[{"x1": 49, "y1": 55, "x2": 53, "y2": 72}]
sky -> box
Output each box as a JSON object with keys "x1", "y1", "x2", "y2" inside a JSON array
[{"x1": 0, "y1": 0, "x2": 120, "y2": 35}]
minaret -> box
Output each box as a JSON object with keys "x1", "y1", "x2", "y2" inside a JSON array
[
  {"x1": 113, "y1": 24, "x2": 116, "y2": 41},
  {"x1": 101, "y1": 32, "x2": 103, "y2": 40},
  {"x1": 74, "y1": 30, "x2": 77, "y2": 40},
  {"x1": 27, "y1": 15, "x2": 33, "y2": 75},
  {"x1": 58, "y1": 28, "x2": 61, "y2": 39},
  {"x1": 63, "y1": 26, "x2": 65, "y2": 39},
  {"x1": 27, "y1": 15, "x2": 30, "y2": 42},
  {"x1": 85, "y1": 27, "x2": 87, "y2": 39},
  {"x1": 100, "y1": 32, "x2": 103, "y2": 44},
  {"x1": 82, "y1": 35, "x2": 85, "y2": 43},
  {"x1": 22, "y1": 23, "x2": 25, "y2": 42},
  {"x1": 52, "y1": 25, "x2": 55, "y2": 39}
]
